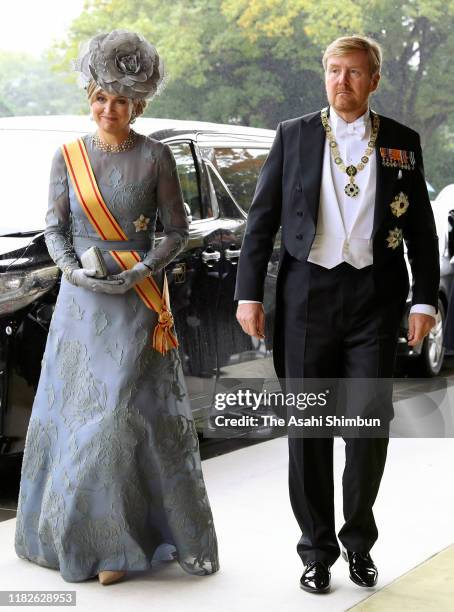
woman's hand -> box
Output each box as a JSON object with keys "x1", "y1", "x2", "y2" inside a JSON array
[
  {"x1": 101, "y1": 263, "x2": 151, "y2": 295},
  {"x1": 67, "y1": 268, "x2": 125, "y2": 293}
]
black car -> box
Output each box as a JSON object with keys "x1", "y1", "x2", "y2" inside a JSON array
[{"x1": 0, "y1": 115, "x2": 452, "y2": 467}]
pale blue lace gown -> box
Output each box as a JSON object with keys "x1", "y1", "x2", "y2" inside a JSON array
[{"x1": 14, "y1": 132, "x2": 219, "y2": 582}]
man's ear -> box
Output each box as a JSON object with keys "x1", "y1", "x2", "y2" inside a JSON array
[{"x1": 370, "y1": 72, "x2": 381, "y2": 93}]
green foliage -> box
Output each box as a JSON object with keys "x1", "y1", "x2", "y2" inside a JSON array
[
  {"x1": 359, "y1": 0, "x2": 454, "y2": 143},
  {"x1": 0, "y1": 51, "x2": 84, "y2": 116},
  {"x1": 2, "y1": 0, "x2": 454, "y2": 186},
  {"x1": 422, "y1": 125, "x2": 454, "y2": 192}
]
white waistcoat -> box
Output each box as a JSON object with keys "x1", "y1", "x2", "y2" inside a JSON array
[{"x1": 307, "y1": 108, "x2": 377, "y2": 269}]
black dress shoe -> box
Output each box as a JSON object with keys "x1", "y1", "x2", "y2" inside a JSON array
[
  {"x1": 300, "y1": 561, "x2": 331, "y2": 594},
  {"x1": 341, "y1": 548, "x2": 378, "y2": 587}
]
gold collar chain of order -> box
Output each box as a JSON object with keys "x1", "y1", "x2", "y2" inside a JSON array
[{"x1": 320, "y1": 108, "x2": 380, "y2": 197}]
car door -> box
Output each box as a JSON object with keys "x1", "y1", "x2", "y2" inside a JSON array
[
  {"x1": 197, "y1": 138, "x2": 281, "y2": 381},
  {"x1": 160, "y1": 139, "x2": 226, "y2": 428}
]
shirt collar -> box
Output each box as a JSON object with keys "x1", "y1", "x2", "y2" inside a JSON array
[{"x1": 329, "y1": 105, "x2": 370, "y2": 139}]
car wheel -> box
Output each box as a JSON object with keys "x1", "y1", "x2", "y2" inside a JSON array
[{"x1": 413, "y1": 298, "x2": 445, "y2": 377}]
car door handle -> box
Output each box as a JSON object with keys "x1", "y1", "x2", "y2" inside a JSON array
[
  {"x1": 201, "y1": 249, "x2": 221, "y2": 265},
  {"x1": 225, "y1": 247, "x2": 241, "y2": 260}
]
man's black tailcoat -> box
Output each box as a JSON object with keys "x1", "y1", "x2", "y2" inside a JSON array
[
  {"x1": 234, "y1": 109, "x2": 439, "y2": 380},
  {"x1": 234, "y1": 109, "x2": 440, "y2": 563}
]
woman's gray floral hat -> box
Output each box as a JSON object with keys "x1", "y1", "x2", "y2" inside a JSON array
[{"x1": 74, "y1": 29, "x2": 167, "y2": 99}]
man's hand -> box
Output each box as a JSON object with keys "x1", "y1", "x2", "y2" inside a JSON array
[
  {"x1": 407, "y1": 312, "x2": 436, "y2": 347},
  {"x1": 236, "y1": 303, "x2": 265, "y2": 340}
]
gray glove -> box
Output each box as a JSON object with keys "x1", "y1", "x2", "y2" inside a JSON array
[
  {"x1": 101, "y1": 263, "x2": 152, "y2": 295},
  {"x1": 66, "y1": 268, "x2": 125, "y2": 293}
]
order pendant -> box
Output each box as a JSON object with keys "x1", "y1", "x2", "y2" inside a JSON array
[{"x1": 345, "y1": 182, "x2": 360, "y2": 197}]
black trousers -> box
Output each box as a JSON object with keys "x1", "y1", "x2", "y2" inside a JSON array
[{"x1": 280, "y1": 255, "x2": 402, "y2": 566}]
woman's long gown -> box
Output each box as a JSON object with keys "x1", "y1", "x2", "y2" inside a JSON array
[{"x1": 14, "y1": 132, "x2": 219, "y2": 582}]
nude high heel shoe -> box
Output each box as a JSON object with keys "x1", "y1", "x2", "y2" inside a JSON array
[{"x1": 98, "y1": 570, "x2": 126, "y2": 585}]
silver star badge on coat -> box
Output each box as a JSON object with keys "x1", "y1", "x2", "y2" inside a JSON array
[
  {"x1": 390, "y1": 192, "x2": 409, "y2": 217},
  {"x1": 386, "y1": 227, "x2": 403, "y2": 249}
]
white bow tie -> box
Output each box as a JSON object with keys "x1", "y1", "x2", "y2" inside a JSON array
[{"x1": 335, "y1": 119, "x2": 368, "y2": 141}]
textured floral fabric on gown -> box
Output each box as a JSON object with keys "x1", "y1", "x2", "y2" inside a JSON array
[{"x1": 14, "y1": 132, "x2": 219, "y2": 582}]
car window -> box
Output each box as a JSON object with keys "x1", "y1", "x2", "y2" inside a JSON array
[
  {"x1": 211, "y1": 147, "x2": 269, "y2": 213},
  {"x1": 168, "y1": 142, "x2": 203, "y2": 221},
  {"x1": 426, "y1": 180, "x2": 438, "y2": 200},
  {"x1": 206, "y1": 165, "x2": 241, "y2": 218}
]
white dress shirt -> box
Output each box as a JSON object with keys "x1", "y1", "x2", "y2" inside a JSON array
[
  {"x1": 239, "y1": 106, "x2": 435, "y2": 319},
  {"x1": 307, "y1": 105, "x2": 375, "y2": 269}
]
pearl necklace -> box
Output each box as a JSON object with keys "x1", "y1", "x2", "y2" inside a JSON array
[
  {"x1": 92, "y1": 129, "x2": 137, "y2": 153},
  {"x1": 321, "y1": 107, "x2": 380, "y2": 197}
]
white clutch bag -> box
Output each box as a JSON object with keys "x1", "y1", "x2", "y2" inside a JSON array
[{"x1": 80, "y1": 246, "x2": 108, "y2": 279}]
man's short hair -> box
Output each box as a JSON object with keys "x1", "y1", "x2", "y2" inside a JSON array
[{"x1": 322, "y1": 35, "x2": 382, "y2": 76}]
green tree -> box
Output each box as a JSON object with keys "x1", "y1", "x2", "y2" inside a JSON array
[
  {"x1": 56, "y1": 0, "x2": 454, "y2": 132},
  {"x1": 6, "y1": 0, "x2": 452, "y2": 186},
  {"x1": 0, "y1": 52, "x2": 84, "y2": 116},
  {"x1": 224, "y1": 0, "x2": 454, "y2": 140},
  {"x1": 52, "y1": 0, "x2": 329, "y2": 126},
  {"x1": 216, "y1": 0, "x2": 454, "y2": 186}
]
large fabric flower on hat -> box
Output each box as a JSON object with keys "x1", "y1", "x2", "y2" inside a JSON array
[{"x1": 74, "y1": 29, "x2": 166, "y2": 99}]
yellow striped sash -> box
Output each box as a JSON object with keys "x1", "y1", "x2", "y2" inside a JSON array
[{"x1": 61, "y1": 138, "x2": 178, "y2": 355}]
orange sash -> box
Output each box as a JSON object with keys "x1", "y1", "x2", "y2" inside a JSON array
[{"x1": 61, "y1": 138, "x2": 178, "y2": 355}]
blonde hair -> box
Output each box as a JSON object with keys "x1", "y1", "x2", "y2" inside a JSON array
[
  {"x1": 322, "y1": 35, "x2": 382, "y2": 76},
  {"x1": 86, "y1": 78, "x2": 147, "y2": 123}
]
